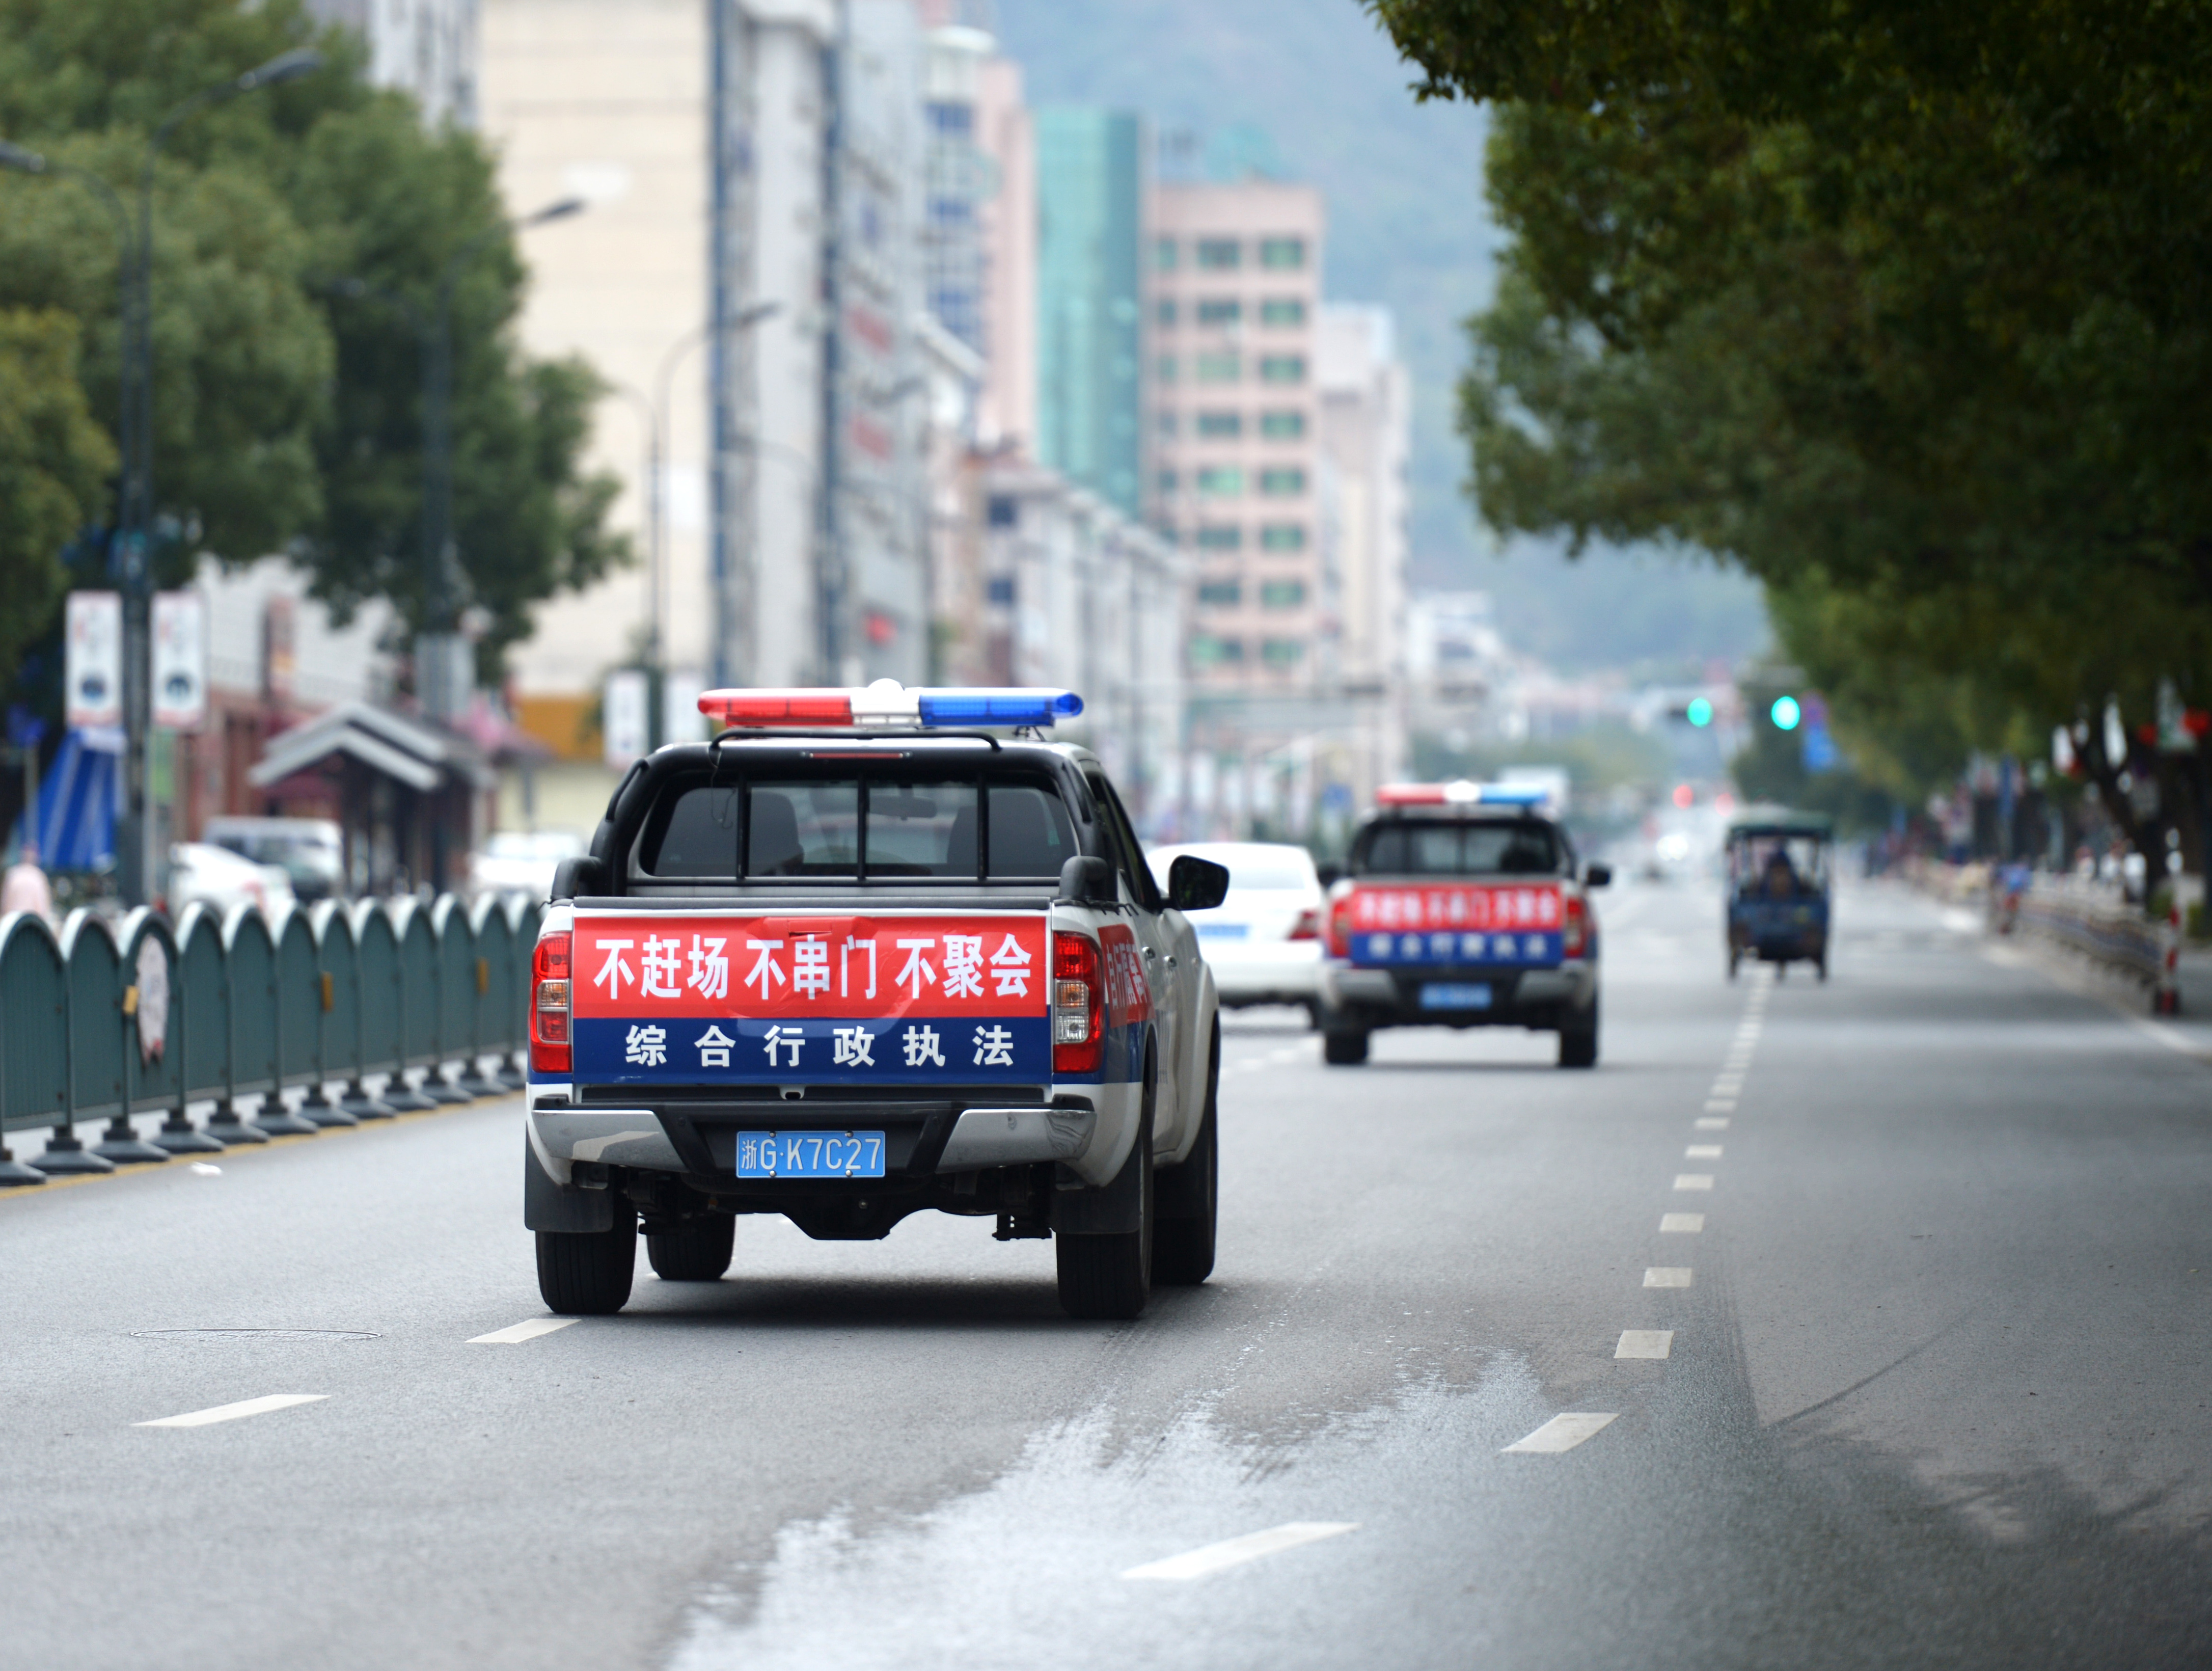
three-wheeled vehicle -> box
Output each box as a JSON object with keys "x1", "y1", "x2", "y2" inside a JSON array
[{"x1": 1725, "y1": 809, "x2": 1833, "y2": 980}]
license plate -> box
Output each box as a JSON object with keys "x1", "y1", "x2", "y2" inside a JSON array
[
  {"x1": 735, "y1": 1131, "x2": 886, "y2": 1178},
  {"x1": 1421, "y1": 982, "x2": 1492, "y2": 1011}
]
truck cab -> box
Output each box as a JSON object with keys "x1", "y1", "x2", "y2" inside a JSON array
[
  {"x1": 524, "y1": 684, "x2": 1226, "y2": 1320},
  {"x1": 1319, "y1": 781, "x2": 1608, "y2": 1068}
]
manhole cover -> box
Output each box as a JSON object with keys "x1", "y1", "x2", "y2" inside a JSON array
[{"x1": 131, "y1": 1329, "x2": 383, "y2": 1342}]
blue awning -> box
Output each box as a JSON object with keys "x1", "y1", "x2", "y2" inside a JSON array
[{"x1": 29, "y1": 727, "x2": 121, "y2": 872}]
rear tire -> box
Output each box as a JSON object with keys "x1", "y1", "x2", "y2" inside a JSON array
[
  {"x1": 1558, "y1": 1000, "x2": 1599, "y2": 1069},
  {"x1": 1057, "y1": 1077, "x2": 1155, "y2": 1320},
  {"x1": 1323, "y1": 1028, "x2": 1370, "y2": 1066},
  {"x1": 647, "y1": 1215, "x2": 735, "y2": 1281},
  {"x1": 537, "y1": 1207, "x2": 638, "y2": 1315},
  {"x1": 1154, "y1": 1026, "x2": 1218, "y2": 1287}
]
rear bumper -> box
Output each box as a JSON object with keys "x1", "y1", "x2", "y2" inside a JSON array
[{"x1": 1321, "y1": 959, "x2": 1597, "y2": 1027}]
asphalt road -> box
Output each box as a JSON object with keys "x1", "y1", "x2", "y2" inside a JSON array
[{"x1": 4, "y1": 876, "x2": 2210, "y2": 1670}]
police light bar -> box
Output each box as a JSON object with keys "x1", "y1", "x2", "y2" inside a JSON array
[
  {"x1": 698, "y1": 680, "x2": 1083, "y2": 731},
  {"x1": 1375, "y1": 779, "x2": 1551, "y2": 807}
]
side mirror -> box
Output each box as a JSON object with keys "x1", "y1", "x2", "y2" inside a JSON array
[
  {"x1": 1585, "y1": 863, "x2": 1613, "y2": 888},
  {"x1": 550, "y1": 854, "x2": 608, "y2": 902},
  {"x1": 1315, "y1": 861, "x2": 1344, "y2": 889},
  {"x1": 1057, "y1": 855, "x2": 1117, "y2": 906},
  {"x1": 1168, "y1": 854, "x2": 1231, "y2": 911}
]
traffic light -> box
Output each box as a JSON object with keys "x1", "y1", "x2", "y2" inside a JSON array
[
  {"x1": 1770, "y1": 694, "x2": 1802, "y2": 731},
  {"x1": 1685, "y1": 696, "x2": 1713, "y2": 727}
]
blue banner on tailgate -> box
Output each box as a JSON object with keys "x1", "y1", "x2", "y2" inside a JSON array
[
  {"x1": 1352, "y1": 929, "x2": 1560, "y2": 968},
  {"x1": 574, "y1": 1015, "x2": 1051, "y2": 1086}
]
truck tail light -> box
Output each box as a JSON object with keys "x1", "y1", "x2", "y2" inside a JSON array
[
  {"x1": 531, "y1": 930, "x2": 572, "y2": 1073},
  {"x1": 1051, "y1": 930, "x2": 1105, "y2": 1075},
  {"x1": 1288, "y1": 908, "x2": 1319, "y2": 941},
  {"x1": 1563, "y1": 895, "x2": 1588, "y2": 958},
  {"x1": 1325, "y1": 893, "x2": 1355, "y2": 959}
]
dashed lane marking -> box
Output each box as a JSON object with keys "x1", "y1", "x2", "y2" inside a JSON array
[
  {"x1": 1675, "y1": 1174, "x2": 1714, "y2": 1191},
  {"x1": 135, "y1": 1393, "x2": 327, "y2": 1429},
  {"x1": 1643, "y1": 1268, "x2": 1694, "y2": 1287},
  {"x1": 1615, "y1": 1331, "x2": 1674, "y2": 1360},
  {"x1": 1121, "y1": 1521, "x2": 1359, "y2": 1580},
  {"x1": 1695, "y1": 1117, "x2": 1729, "y2": 1130},
  {"x1": 1659, "y1": 1213, "x2": 1704, "y2": 1233},
  {"x1": 1685, "y1": 1145, "x2": 1723, "y2": 1159},
  {"x1": 1704, "y1": 1100, "x2": 1737, "y2": 1114},
  {"x1": 468, "y1": 1316, "x2": 579, "y2": 1345},
  {"x1": 1503, "y1": 1413, "x2": 1618, "y2": 1454}
]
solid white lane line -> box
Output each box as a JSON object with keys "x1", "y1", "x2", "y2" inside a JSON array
[
  {"x1": 1695, "y1": 1117, "x2": 1729, "y2": 1130},
  {"x1": 1685, "y1": 1144, "x2": 1723, "y2": 1158},
  {"x1": 468, "y1": 1316, "x2": 580, "y2": 1345},
  {"x1": 1643, "y1": 1268, "x2": 1694, "y2": 1288},
  {"x1": 1616, "y1": 1331, "x2": 1674, "y2": 1360},
  {"x1": 135, "y1": 1393, "x2": 327, "y2": 1429},
  {"x1": 1659, "y1": 1212, "x2": 1705, "y2": 1233},
  {"x1": 1121, "y1": 1521, "x2": 1359, "y2": 1580},
  {"x1": 1675, "y1": 1174, "x2": 1714, "y2": 1191},
  {"x1": 1503, "y1": 1413, "x2": 1618, "y2": 1454}
]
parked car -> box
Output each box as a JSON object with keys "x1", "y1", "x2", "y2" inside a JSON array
[
  {"x1": 168, "y1": 842, "x2": 296, "y2": 920},
  {"x1": 469, "y1": 829, "x2": 583, "y2": 901},
  {"x1": 202, "y1": 816, "x2": 344, "y2": 902},
  {"x1": 1149, "y1": 841, "x2": 1324, "y2": 1020}
]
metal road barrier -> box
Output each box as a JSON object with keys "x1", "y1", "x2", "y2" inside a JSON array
[
  {"x1": 2011, "y1": 878, "x2": 2163, "y2": 984},
  {"x1": 0, "y1": 893, "x2": 538, "y2": 1188}
]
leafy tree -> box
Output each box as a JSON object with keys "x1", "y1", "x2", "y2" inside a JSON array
[
  {"x1": 0, "y1": 308, "x2": 116, "y2": 675},
  {"x1": 0, "y1": 0, "x2": 626, "y2": 683},
  {"x1": 1363, "y1": 0, "x2": 2212, "y2": 861}
]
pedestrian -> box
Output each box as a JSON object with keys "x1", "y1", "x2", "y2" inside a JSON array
[{"x1": 3, "y1": 839, "x2": 56, "y2": 925}]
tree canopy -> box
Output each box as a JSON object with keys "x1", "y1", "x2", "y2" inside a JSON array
[
  {"x1": 1367, "y1": 0, "x2": 2212, "y2": 831},
  {"x1": 0, "y1": 0, "x2": 627, "y2": 682}
]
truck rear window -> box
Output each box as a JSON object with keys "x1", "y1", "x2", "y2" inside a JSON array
[
  {"x1": 638, "y1": 776, "x2": 1076, "y2": 881},
  {"x1": 1357, "y1": 820, "x2": 1559, "y2": 876}
]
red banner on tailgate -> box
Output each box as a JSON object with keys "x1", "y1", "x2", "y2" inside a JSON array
[
  {"x1": 570, "y1": 915, "x2": 1049, "y2": 1020},
  {"x1": 1345, "y1": 884, "x2": 1561, "y2": 932}
]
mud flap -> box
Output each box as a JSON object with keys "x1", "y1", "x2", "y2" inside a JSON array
[{"x1": 525, "y1": 1135, "x2": 614, "y2": 1233}]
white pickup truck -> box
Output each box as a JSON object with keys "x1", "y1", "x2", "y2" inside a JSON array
[{"x1": 523, "y1": 686, "x2": 1227, "y2": 1320}]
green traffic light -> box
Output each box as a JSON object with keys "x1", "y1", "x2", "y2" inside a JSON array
[
  {"x1": 1771, "y1": 695, "x2": 1802, "y2": 731},
  {"x1": 1685, "y1": 696, "x2": 1713, "y2": 727}
]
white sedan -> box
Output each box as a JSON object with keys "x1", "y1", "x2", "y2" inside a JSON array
[
  {"x1": 1150, "y1": 841, "x2": 1324, "y2": 1019},
  {"x1": 168, "y1": 842, "x2": 296, "y2": 920}
]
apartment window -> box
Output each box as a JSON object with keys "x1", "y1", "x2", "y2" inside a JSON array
[
  {"x1": 1261, "y1": 637, "x2": 1307, "y2": 666},
  {"x1": 1259, "y1": 237, "x2": 1306, "y2": 269},
  {"x1": 1197, "y1": 579, "x2": 1242, "y2": 608},
  {"x1": 1260, "y1": 523, "x2": 1308, "y2": 551},
  {"x1": 1194, "y1": 351, "x2": 1241, "y2": 383},
  {"x1": 987, "y1": 575, "x2": 1017, "y2": 604},
  {"x1": 1195, "y1": 466, "x2": 1245, "y2": 497},
  {"x1": 1155, "y1": 298, "x2": 1178, "y2": 328},
  {"x1": 1195, "y1": 237, "x2": 1241, "y2": 270},
  {"x1": 1259, "y1": 298, "x2": 1306, "y2": 327},
  {"x1": 1259, "y1": 410, "x2": 1306, "y2": 440},
  {"x1": 1155, "y1": 236, "x2": 1179, "y2": 271},
  {"x1": 1196, "y1": 410, "x2": 1242, "y2": 439},
  {"x1": 1260, "y1": 579, "x2": 1307, "y2": 609},
  {"x1": 1157, "y1": 469, "x2": 1180, "y2": 495},
  {"x1": 1258, "y1": 467, "x2": 1307, "y2": 496},
  {"x1": 1156, "y1": 410, "x2": 1179, "y2": 438},
  {"x1": 1155, "y1": 355, "x2": 1177, "y2": 383},
  {"x1": 1196, "y1": 298, "x2": 1241, "y2": 327},
  {"x1": 1258, "y1": 355, "x2": 1307, "y2": 384},
  {"x1": 987, "y1": 495, "x2": 1019, "y2": 529},
  {"x1": 1191, "y1": 634, "x2": 1245, "y2": 665},
  {"x1": 1195, "y1": 524, "x2": 1243, "y2": 550}
]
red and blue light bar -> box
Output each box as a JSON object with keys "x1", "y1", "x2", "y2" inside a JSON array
[
  {"x1": 699, "y1": 681, "x2": 1084, "y2": 731},
  {"x1": 1375, "y1": 779, "x2": 1552, "y2": 807}
]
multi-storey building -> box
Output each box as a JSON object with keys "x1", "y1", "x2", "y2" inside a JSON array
[
  {"x1": 306, "y1": 0, "x2": 481, "y2": 127},
  {"x1": 1150, "y1": 180, "x2": 1326, "y2": 695},
  {"x1": 1033, "y1": 108, "x2": 1147, "y2": 521}
]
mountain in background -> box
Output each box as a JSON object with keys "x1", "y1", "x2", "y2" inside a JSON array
[{"x1": 992, "y1": 0, "x2": 1770, "y2": 674}]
